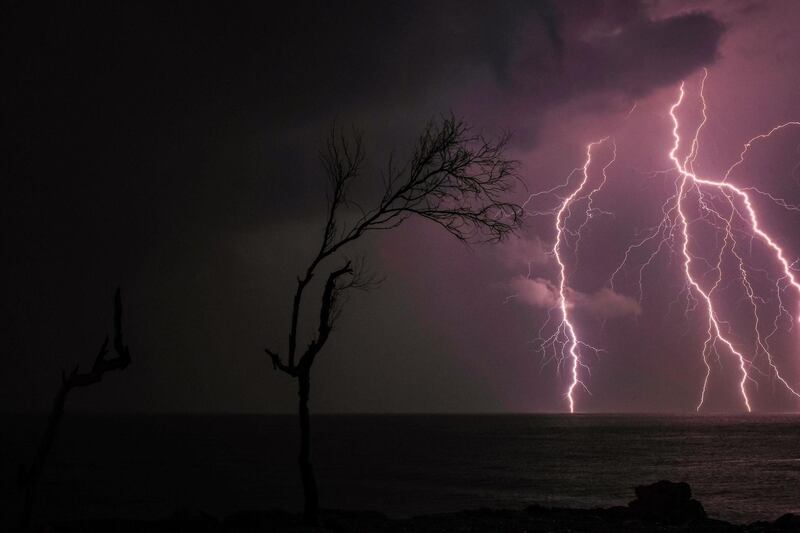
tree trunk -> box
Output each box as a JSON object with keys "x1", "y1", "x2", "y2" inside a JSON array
[
  {"x1": 19, "y1": 379, "x2": 70, "y2": 530},
  {"x1": 297, "y1": 370, "x2": 319, "y2": 525}
]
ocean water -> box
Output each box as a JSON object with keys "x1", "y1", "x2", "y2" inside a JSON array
[{"x1": 1, "y1": 414, "x2": 799, "y2": 526}]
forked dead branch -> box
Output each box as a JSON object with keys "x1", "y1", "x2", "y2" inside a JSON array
[
  {"x1": 18, "y1": 288, "x2": 131, "y2": 531},
  {"x1": 265, "y1": 114, "x2": 524, "y2": 524}
]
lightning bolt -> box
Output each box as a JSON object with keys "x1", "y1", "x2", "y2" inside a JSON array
[
  {"x1": 534, "y1": 138, "x2": 615, "y2": 413},
  {"x1": 666, "y1": 73, "x2": 800, "y2": 411},
  {"x1": 531, "y1": 68, "x2": 800, "y2": 412}
]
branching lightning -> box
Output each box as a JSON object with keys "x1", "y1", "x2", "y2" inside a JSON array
[
  {"x1": 527, "y1": 138, "x2": 616, "y2": 413},
  {"x1": 528, "y1": 69, "x2": 800, "y2": 412}
]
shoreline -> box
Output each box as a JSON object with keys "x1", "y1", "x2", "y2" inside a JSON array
[
  {"x1": 36, "y1": 504, "x2": 800, "y2": 532},
  {"x1": 26, "y1": 481, "x2": 800, "y2": 532}
]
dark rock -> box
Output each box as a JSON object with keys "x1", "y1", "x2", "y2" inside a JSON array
[
  {"x1": 773, "y1": 513, "x2": 800, "y2": 529},
  {"x1": 597, "y1": 505, "x2": 634, "y2": 522},
  {"x1": 628, "y1": 480, "x2": 707, "y2": 525}
]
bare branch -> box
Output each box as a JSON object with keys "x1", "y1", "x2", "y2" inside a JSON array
[
  {"x1": 270, "y1": 113, "x2": 522, "y2": 376},
  {"x1": 19, "y1": 288, "x2": 132, "y2": 530},
  {"x1": 265, "y1": 348, "x2": 297, "y2": 377},
  {"x1": 317, "y1": 114, "x2": 523, "y2": 263},
  {"x1": 318, "y1": 126, "x2": 365, "y2": 255},
  {"x1": 287, "y1": 275, "x2": 312, "y2": 368},
  {"x1": 342, "y1": 256, "x2": 385, "y2": 292},
  {"x1": 298, "y1": 261, "x2": 354, "y2": 371},
  {"x1": 63, "y1": 288, "x2": 131, "y2": 389},
  {"x1": 262, "y1": 114, "x2": 523, "y2": 524}
]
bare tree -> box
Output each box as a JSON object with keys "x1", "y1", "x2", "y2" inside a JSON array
[
  {"x1": 17, "y1": 288, "x2": 131, "y2": 531},
  {"x1": 265, "y1": 115, "x2": 523, "y2": 524}
]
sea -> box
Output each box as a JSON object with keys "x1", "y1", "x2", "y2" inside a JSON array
[{"x1": 1, "y1": 414, "x2": 799, "y2": 527}]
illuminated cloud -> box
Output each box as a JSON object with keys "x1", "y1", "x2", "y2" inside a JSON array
[
  {"x1": 508, "y1": 277, "x2": 641, "y2": 319},
  {"x1": 571, "y1": 287, "x2": 642, "y2": 319},
  {"x1": 509, "y1": 276, "x2": 560, "y2": 308}
]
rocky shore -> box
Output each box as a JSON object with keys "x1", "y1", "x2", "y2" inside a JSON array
[{"x1": 35, "y1": 481, "x2": 800, "y2": 532}]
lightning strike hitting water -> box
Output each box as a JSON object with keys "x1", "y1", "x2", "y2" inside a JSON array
[
  {"x1": 528, "y1": 139, "x2": 616, "y2": 413},
  {"x1": 530, "y1": 69, "x2": 800, "y2": 412},
  {"x1": 659, "y1": 72, "x2": 800, "y2": 411}
]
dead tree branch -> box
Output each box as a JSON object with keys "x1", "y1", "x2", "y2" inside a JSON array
[
  {"x1": 18, "y1": 288, "x2": 131, "y2": 531},
  {"x1": 264, "y1": 114, "x2": 523, "y2": 524}
]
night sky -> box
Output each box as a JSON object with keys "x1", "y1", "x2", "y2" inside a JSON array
[{"x1": 4, "y1": 1, "x2": 800, "y2": 414}]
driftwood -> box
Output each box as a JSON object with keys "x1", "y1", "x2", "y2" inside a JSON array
[{"x1": 17, "y1": 288, "x2": 131, "y2": 531}]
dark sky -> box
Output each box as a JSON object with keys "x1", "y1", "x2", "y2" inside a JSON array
[{"x1": 4, "y1": 0, "x2": 800, "y2": 414}]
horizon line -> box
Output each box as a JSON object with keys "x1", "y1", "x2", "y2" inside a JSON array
[{"x1": 3, "y1": 410, "x2": 800, "y2": 417}]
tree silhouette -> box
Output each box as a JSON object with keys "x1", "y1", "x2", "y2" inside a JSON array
[
  {"x1": 17, "y1": 288, "x2": 131, "y2": 531},
  {"x1": 265, "y1": 115, "x2": 523, "y2": 524}
]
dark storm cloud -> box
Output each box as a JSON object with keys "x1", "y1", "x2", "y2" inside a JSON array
[
  {"x1": 3, "y1": 1, "x2": 723, "y2": 231},
  {"x1": 261, "y1": 2, "x2": 725, "y2": 148},
  {"x1": 476, "y1": 6, "x2": 724, "y2": 143},
  {"x1": 1, "y1": 1, "x2": 725, "y2": 413},
  {"x1": 562, "y1": 11, "x2": 724, "y2": 97}
]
